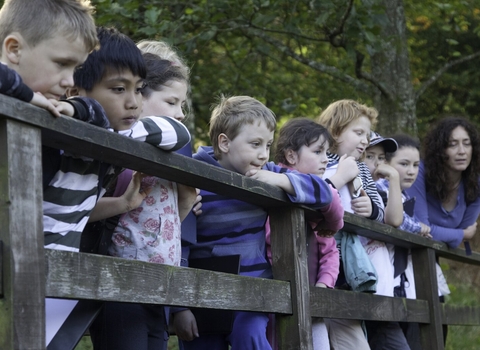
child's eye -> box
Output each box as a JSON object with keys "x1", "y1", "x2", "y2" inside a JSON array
[
  {"x1": 379, "y1": 156, "x2": 386, "y2": 161},
  {"x1": 111, "y1": 87, "x2": 125, "y2": 93},
  {"x1": 366, "y1": 154, "x2": 373, "y2": 160},
  {"x1": 251, "y1": 142, "x2": 260, "y2": 147}
]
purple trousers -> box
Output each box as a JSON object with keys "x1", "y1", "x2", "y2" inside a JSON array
[{"x1": 180, "y1": 311, "x2": 272, "y2": 350}]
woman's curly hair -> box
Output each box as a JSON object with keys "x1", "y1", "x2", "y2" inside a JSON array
[{"x1": 423, "y1": 116, "x2": 480, "y2": 203}]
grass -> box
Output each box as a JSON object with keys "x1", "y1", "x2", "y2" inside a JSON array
[{"x1": 442, "y1": 258, "x2": 480, "y2": 350}]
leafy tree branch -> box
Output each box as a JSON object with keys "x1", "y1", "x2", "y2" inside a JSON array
[
  {"x1": 243, "y1": 26, "x2": 372, "y2": 95},
  {"x1": 415, "y1": 50, "x2": 480, "y2": 101},
  {"x1": 355, "y1": 51, "x2": 394, "y2": 100}
]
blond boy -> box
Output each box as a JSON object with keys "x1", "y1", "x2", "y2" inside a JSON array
[{"x1": 0, "y1": 0, "x2": 97, "y2": 115}]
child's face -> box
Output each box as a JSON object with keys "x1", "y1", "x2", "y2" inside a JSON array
[
  {"x1": 78, "y1": 69, "x2": 144, "y2": 131},
  {"x1": 5, "y1": 34, "x2": 88, "y2": 99},
  {"x1": 335, "y1": 116, "x2": 371, "y2": 160},
  {"x1": 388, "y1": 146, "x2": 420, "y2": 190},
  {"x1": 217, "y1": 120, "x2": 274, "y2": 175},
  {"x1": 289, "y1": 136, "x2": 329, "y2": 176},
  {"x1": 364, "y1": 144, "x2": 386, "y2": 177},
  {"x1": 141, "y1": 80, "x2": 187, "y2": 121}
]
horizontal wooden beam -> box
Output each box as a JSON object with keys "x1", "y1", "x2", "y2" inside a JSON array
[
  {"x1": 442, "y1": 305, "x2": 480, "y2": 325},
  {"x1": 45, "y1": 250, "x2": 292, "y2": 314},
  {"x1": 0, "y1": 95, "x2": 292, "y2": 209},
  {"x1": 310, "y1": 287, "x2": 430, "y2": 323}
]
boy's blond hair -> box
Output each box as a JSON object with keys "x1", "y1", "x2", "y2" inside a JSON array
[
  {"x1": 317, "y1": 99, "x2": 378, "y2": 154},
  {"x1": 209, "y1": 96, "x2": 276, "y2": 159},
  {"x1": 0, "y1": 0, "x2": 98, "y2": 54}
]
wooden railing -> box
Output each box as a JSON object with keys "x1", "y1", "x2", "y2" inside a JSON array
[{"x1": 1, "y1": 94, "x2": 479, "y2": 350}]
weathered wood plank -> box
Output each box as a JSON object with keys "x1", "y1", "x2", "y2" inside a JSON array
[
  {"x1": 412, "y1": 248, "x2": 445, "y2": 350},
  {"x1": 0, "y1": 94, "x2": 291, "y2": 208},
  {"x1": 310, "y1": 287, "x2": 430, "y2": 323},
  {"x1": 442, "y1": 305, "x2": 480, "y2": 326},
  {"x1": 45, "y1": 250, "x2": 292, "y2": 314},
  {"x1": 270, "y1": 207, "x2": 313, "y2": 350},
  {"x1": 0, "y1": 119, "x2": 45, "y2": 350}
]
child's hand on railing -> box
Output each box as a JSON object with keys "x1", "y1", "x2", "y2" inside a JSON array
[
  {"x1": 51, "y1": 100, "x2": 75, "y2": 117},
  {"x1": 30, "y1": 92, "x2": 61, "y2": 117}
]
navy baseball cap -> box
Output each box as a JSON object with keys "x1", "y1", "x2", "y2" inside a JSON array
[{"x1": 368, "y1": 131, "x2": 398, "y2": 153}]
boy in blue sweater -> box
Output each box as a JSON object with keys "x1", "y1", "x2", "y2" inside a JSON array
[{"x1": 175, "y1": 96, "x2": 335, "y2": 350}]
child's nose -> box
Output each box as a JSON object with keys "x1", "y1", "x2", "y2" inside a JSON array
[
  {"x1": 60, "y1": 72, "x2": 75, "y2": 88},
  {"x1": 259, "y1": 148, "x2": 268, "y2": 160},
  {"x1": 175, "y1": 108, "x2": 185, "y2": 121},
  {"x1": 126, "y1": 92, "x2": 139, "y2": 110}
]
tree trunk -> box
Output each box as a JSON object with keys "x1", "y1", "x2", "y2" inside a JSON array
[{"x1": 371, "y1": 0, "x2": 417, "y2": 136}]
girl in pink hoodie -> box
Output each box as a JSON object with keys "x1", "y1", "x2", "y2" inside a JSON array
[{"x1": 266, "y1": 118, "x2": 344, "y2": 350}]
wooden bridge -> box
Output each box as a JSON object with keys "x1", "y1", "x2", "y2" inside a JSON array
[{"x1": 1, "y1": 94, "x2": 479, "y2": 349}]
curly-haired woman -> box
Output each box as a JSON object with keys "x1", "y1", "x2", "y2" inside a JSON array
[{"x1": 406, "y1": 116, "x2": 480, "y2": 249}]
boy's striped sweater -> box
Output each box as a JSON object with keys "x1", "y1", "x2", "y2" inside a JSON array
[{"x1": 191, "y1": 146, "x2": 333, "y2": 279}]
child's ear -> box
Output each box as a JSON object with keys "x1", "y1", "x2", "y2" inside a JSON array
[
  {"x1": 65, "y1": 87, "x2": 81, "y2": 97},
  {"x1": 218, "y1": 133, "x2": 230, "y2": 153},
  {"x1": 286, "y1": 149, "x2": 297, "y2": 165},
  {"x1": 3, "y1": 33, "x2": 24, "y2": 65}
]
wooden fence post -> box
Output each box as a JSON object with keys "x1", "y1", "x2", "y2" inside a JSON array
[
  {"x1": 412, "y1": 247, "x2": 444, "y2": 350},
  {"x1": 0, "y1": 119, "x2": 45, "y2": 349},
  {"x1": 269, "y1": 206, "x2": 313, "y2": 350}
]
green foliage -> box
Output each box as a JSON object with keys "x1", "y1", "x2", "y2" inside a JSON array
[
  {"x1": 89, "y1": 0, "x2": 480, "y2": 140},
  {"x1": 406, "y1": 0, "x2": 480, "y2": 138},
  {"x1": 442, "y1": 259, "x2": 480, "y2": 350}
]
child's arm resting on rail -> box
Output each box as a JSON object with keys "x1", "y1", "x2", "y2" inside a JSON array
[
  {"x1": 119, "y1": 116, "x2": 191, "y2": 151},
  {"x1": 248, "y1": 162, "x2": 333, "y2": 208},
  {"x1": 0, "y1": 63, "x2": 60, "y2": 117}
]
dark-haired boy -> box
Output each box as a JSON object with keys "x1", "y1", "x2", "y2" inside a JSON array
[{"x1": 44, "y1": 26, "x2": 191, "y2": 345}]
